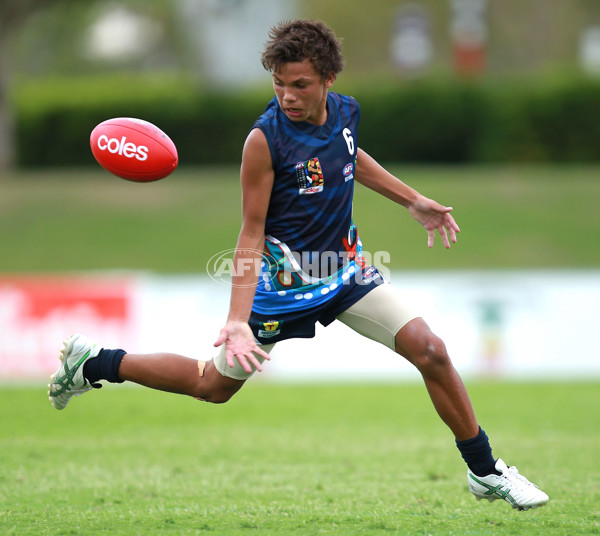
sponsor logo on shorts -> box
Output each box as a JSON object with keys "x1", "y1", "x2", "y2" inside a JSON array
[
  {"x1": 363, "y1": 266, "x2": 376, "y2": 279},
  {"x1": 360, "y1": 265, "x2": 383, "y2": 285},
  {"x1": 258, "y1": 320, "x2": 281, "y2": 338}
]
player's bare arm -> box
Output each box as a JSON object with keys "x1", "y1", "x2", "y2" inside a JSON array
[
  {"x1": 355, "y1": 148, "x2": 460, "y2": 249},
  {"x1": 213, "y1": 128, "x2": 274, "y2": 372}
]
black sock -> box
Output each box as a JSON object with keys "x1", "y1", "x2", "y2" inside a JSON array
[
  {"x1": 83, "y1": 348, "x2": 126, "y2": 384},
  {"x1": 455, "y1": 427, "x2": 500, "y2": 476}
]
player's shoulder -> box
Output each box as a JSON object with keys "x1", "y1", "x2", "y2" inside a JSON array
[
  {"x1": 244, "y1": 126, "x2": 269, "y2": 154},
  {"x1": 249, "y1": 99, "x2": 277, "y2": 146},
  {"x1": 241, "y1": 127, "x2": 274, "y2": 178},
  {"x1": 254, "y1": 97, "x2": 279, "y2": 127},
  {"x1": 329, "y1": 91, "x2": 359, "y2": 105},
  {"x1": 328, "y1": 91, "x2": 361, "y2": 116}
]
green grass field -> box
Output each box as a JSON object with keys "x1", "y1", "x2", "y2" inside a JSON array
[
  {"x1": 1, "y1": 165, "x2": 599, "y2": 272},
  {"x1": 1, "y1": 381, "x2": 598, "y2": 535}
]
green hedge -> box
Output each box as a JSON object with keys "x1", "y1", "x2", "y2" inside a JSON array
[
  {"x1": 356, "y1": 81, "x2": 490, "y2": 163},
  {"x1": 12, "y1": 74, "x2": 600, "y2": 166},
  {"x1": 13, "y1": 75, "x2": 266, "y2": 167}
]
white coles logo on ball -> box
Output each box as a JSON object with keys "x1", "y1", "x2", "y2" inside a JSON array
[{"x1": 97, "y1": 135, "x2": 149, "y2": 161}]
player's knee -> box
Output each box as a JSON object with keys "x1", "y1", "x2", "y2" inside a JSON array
[
  {"x1": 193, "y1": 361, "x2": 244, "y2": 404},
  {"x1": 207, "y1": 387, "x2": 239, "y2": 404},
  {"x1": 414, "y1": 335, "x2": 451, "y2": 375},
  {"x1": 192, "y1": 381, "x2": 236, "y2": 403},
  {"x1": 198, "y1": 393, "x2": 231, "y2": 404}
]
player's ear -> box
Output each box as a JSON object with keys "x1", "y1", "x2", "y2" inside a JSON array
[{"x1": 323, "y1": 71, "x2": 335, "y2": 89}]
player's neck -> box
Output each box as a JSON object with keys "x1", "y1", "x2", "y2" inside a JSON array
[{"x1": 306, "y1": 92, "x2": 329, "y2": 126}]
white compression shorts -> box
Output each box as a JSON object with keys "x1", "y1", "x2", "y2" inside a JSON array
[{"x1": 213, "y1": 282, "x2": 419, "y2": 380}]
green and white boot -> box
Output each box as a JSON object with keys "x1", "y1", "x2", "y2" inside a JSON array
[
  {"x1": 468, "y1": 458, "x2": 549, "y2": 511},
  {"x1": 48, "y1": 334, "x2": 100, "y2": 410}
]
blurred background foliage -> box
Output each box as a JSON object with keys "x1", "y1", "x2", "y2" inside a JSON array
[{"x1": 2, "y1": 0, "x2": 600, "y2": 170}]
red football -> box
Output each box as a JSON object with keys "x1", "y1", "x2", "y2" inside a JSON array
[{"x1": 90, "y1": 117, "x2": 178, "y2": 182}]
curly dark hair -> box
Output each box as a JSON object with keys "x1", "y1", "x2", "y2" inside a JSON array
[{"x1": 261, "y1": 19, "x2": 345, "y2": 79}]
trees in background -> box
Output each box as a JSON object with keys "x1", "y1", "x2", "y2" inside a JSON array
[
  {"x1": 0, "y1": 1, "x2": 65, "y2": 170},
  {"x1": 0, "y1": 0, "x2": 180, "y2": 172}
]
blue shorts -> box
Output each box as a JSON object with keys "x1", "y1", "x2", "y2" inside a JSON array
[{"x1": 249, "y1": 268, "x2": 385, "y2": 344}]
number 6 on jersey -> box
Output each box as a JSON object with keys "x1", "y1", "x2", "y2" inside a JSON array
[{"x1": 343, "y1": 128, "x2": 355, "y2": 155}]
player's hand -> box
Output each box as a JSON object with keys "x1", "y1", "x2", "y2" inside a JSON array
[
  {"x1": 408, "y1": 195, "x2": 461, "y2": 249},
  {"x1": 213, "y1": 321, "x2": 270, "y2": 373}
]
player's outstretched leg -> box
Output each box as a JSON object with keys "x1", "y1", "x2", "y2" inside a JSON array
[
  {"x1": 468, "y1": 458, "x2": 549, "y2": 511},
  {"x1": 48, "y1": 334, "x2": 247, "y2": 410}
]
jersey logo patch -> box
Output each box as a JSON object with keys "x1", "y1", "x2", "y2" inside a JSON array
[
  {"x1": 295, "y1": 157, "x2": 324, "y2": 194},
  {"x1": 343, "y1": 162, "x2": 354, "y2": 182}
]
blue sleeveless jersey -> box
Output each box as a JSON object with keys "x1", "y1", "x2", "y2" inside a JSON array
[{"x1": 251, "y1": 92, "x2": 381, "y2": 316}]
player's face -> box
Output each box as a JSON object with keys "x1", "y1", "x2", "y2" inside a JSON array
[{"x1": 272, "y1": 59, "x2": 335, "y2": 125}]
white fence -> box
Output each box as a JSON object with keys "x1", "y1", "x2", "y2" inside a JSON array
[{"x1": 1, "y1": 271, "x2": 599, "y2": 381}]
